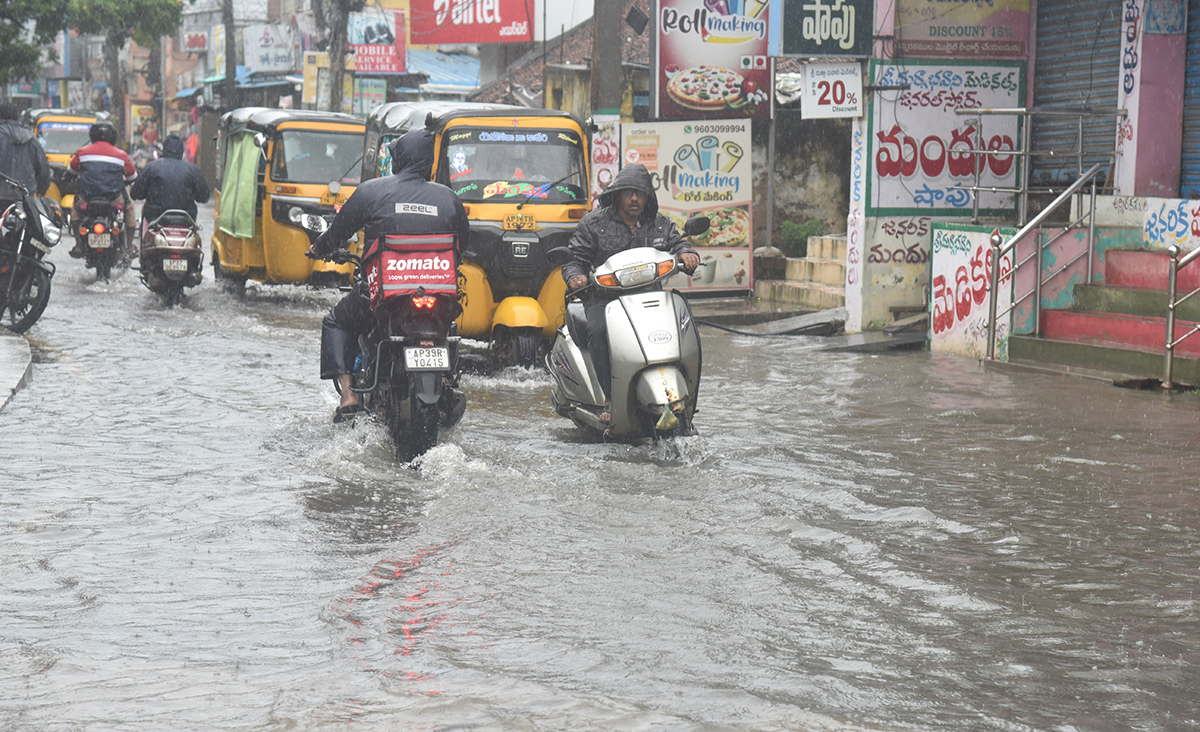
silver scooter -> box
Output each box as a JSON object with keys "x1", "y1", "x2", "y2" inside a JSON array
[{"x1": 547, "y1": 216, "x2": 709, "y2": 441}]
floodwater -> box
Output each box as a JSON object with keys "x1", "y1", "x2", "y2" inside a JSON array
[{"x1": 1, "y1": 203, "x2": 1198, "y2": 732}]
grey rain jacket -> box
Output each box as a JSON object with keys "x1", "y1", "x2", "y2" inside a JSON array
[
  {"x1": 0, "y1": 120, "x2": 51, "y2": 200},
  {"x1": 314, "y1": 127, "x2": 469, "y2": 257},
  {"x1": 130, "y1": 134, "x2": 211, "y2": 221},
  {"x1": 561, "y1": 163, "x2": 695, "y2": 284}
]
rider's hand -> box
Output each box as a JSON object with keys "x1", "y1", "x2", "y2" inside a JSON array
[
  {"x1": 568, "y1": 275, "x2": 588, "y2": 291},
  {"x1": 305, "y1": 246, "x2": 320, "y2": 260},
  {"x1": 680, "y1": 252, "x2": 700, "y2": 274}
]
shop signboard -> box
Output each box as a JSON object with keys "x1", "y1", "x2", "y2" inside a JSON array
[
  {"x1": 349, "y1": 8, "x2": 406, "y2": 74},
  {"x1": 621, "y1": 119, "x2": 754, "y2": 293},
  {"x1": 894, "y1": 0, "x2": 1030, "y2": 59},
  {"x1": 654, "y1": 0, "x2": 772, "y2": 121},
  {"x1": 409, "y1": 0, "x2": 534, "y2": 44},
  {"x1": 243, "y1": 23, "x2": 293, "y2": 75},
  {"x1": 867, "y1": 59, "x2": 1024, "y2": 217},
  {"x1": 777, "y1": 0, "x2": 873, "y2": 57},
  {"x1": 929, "y1": 224, "x2": 1015, "y2": 360}
]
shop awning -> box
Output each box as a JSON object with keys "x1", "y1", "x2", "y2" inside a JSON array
[{"x1": 174, "y1": 86, "x2": 200, "y2": 100}]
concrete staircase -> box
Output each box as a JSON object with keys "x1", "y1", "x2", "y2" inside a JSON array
[
  {"x1": 754, "y1": 235, "x2": 846, "y2": 311},
  {"x1": 1008, "y1": 249, "x2": 1200, "y2": 385}
]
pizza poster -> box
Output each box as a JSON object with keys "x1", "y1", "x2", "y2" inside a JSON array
[
  {"x1": 622, "y1": 120, "x2": 754, "y2": 293},
  {"x1": 867, "y1": 59, "x2": 1024, "y2": 217},
  {"x1": 654, "y1": 0, "x2": 772, "y2": 121}
]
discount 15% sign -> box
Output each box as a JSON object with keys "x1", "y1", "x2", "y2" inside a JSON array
[{"x1": 801, "y1": 61, "x2": 863, "y2": 119}]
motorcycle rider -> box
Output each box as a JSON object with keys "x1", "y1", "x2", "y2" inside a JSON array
[
  {"x1": 308, "y1": 126, "x2": 469, "y2": 423},
  {"x1": 67, "y1": 120, "x2": 137, "y2": 259},
  {"x1": 0, "y1": 102, "x2": 51, "y2": 205},
  {"x1": 129, "y1": 132, "x2": 210, "y2": 237},
  {"x1": 562, "y1": 162, "x2": 700, "y2": 423}
]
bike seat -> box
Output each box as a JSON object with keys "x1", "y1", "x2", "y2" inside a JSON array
[
  {"x1": 83, "y1": 199, "x2": 117, "y2": 216},
  {"x1": 565, "y1": 301, "x2": 589, "y2": 350}
]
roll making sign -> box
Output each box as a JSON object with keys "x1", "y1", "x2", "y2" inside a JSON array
[{"x1": 654, "y1": 0, "x2": 772, "y2": 121}]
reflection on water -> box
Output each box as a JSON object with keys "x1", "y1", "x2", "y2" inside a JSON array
[{"x1": 1, "y1": 210, "x2": 1198, "y2": 730}]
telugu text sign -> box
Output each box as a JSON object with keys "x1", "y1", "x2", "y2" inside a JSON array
[
  {"x1": 867, "y1": 59, "x2": 1024, "y2": 217},
  {"x1": 894, "y1": 0, "x2": 1030, "y2": 60}
]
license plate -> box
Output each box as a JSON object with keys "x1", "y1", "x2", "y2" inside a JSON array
[
  {"x1": 162, "y1": 258, "x2": 188, "y2": 272},
  {"x1": 503, "y1": 213, "x2": 535, "y2": 230},
  {"x1": 88, "y1": 233, "x2": 111, "y2": 249},
  {"x1": 320, "y1": 193, "x2": 345, "y2": 207},
  {"x1": 404, "y1": 346, "x2": 449, "y2": 371}
]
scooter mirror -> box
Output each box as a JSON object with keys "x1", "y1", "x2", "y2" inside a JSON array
[
  {"x1": 253, "y1": 132, "x2": 266, "y2": 148},
  {"x1": 545, "y1": 246, "x2": 573, "y2": 266},
  {"x1": 683, "y1": 216, "x2": 710, "y2": 238}
]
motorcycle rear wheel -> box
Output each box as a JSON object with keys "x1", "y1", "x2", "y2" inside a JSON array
[
  {"x1": 388, "y1": 377, "x2": 439, "y2": 463},
  {"x1": 2, "y1": 265, "x2": 51, "y2": 333}
]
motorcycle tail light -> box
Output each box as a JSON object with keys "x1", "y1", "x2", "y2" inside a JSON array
[
  {"x1": 78, "y1": 226, "x2": 87, "y2": 236},
  {"x1": 411, "y1": 295, "x2": 437, "y2": 309},
  {"x1": 92, "y1": 222, "x2": 106, "y2": 235}
]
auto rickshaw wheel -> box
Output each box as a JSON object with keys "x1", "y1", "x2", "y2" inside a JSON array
[{"x1": 213, "y1": 252, "x2": 247, "y2": 295}]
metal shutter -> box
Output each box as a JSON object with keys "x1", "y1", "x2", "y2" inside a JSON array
[
  {"x1": 1180, "y1": 0, "x2": 1200, "y2": 197},
  {"x1": 1030, "y1": 0, "x2": 1122, "y2": 187}
]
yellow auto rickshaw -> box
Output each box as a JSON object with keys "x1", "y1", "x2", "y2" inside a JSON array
[
  {"x1": 362, "y1": 102, "x2": 591, "y2": 367},
  {"x1": 21, "y1": 108, "x2": 110, "y2": 218},
  {"x1": 212, "y1": 108, "x2": 366, "y2": 289}
]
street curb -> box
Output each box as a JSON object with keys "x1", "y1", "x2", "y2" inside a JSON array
[{"x1": 0, "y1": 327, "x2": 33, "y2": 413}]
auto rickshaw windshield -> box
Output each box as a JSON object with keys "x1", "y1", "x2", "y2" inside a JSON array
[
  {"x1": 271, "y1": 129, "x2": 364, "y2": 185},
  {"x1": 38, "y1": 122, "x2": 93, "y2": 155},
  {"x1": 436, "y1": 126, "x2": 588, "y2": 205}
]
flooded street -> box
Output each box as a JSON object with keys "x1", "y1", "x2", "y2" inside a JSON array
[{"x1": 2, "y1": 203, "x2": 1199, "y2": 731}]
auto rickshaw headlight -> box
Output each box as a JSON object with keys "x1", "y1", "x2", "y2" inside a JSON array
[{"x1": 288, "y1": 206, "x2": 305, "y2": 224}]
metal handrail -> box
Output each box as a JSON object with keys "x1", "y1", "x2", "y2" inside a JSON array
[
  {"x1": 1163, "y1": 245, "x2": 1200, "y2": 389},
  {"x1": 986, "y1": 163, "x2": 1108, "y2": 360}
]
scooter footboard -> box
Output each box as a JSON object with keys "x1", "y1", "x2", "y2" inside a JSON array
[{"x1": 633, "y1": 365, "x2": 691, "y2": 413}]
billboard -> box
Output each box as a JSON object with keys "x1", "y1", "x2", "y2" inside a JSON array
[
  {"x1": 866, "y1": 59, "x2": 1024, "y2": 217},
  {"x1": 654, "y1": 0, "x2": 772, "y2": 121},
  {"x1": 409, "y1": 0, "x2": 534, "y2": 44},
  {"x1": 894, "y1": 0, "x2": 1030, "y2": 60},
  {"x1": 242, "y1": 24, "x2": 293, "y2": 75},
  {"x1": 621, "y1": 119, "x2": 754, "y2": 292},
  {"x1": 349, "y1": 8, "x2": 406, "y2": 74}
]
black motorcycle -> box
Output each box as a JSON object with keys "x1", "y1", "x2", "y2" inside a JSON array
[
  {"x1": 0, "y1": 172, "x2": 64, "y2": 333},
  {"x1": 138, "y1": 209, "x2": 204, "y2": 306},
  {"x1": 77, "y1": 197, "x2": 131, "y2": 281},
  {"x1": 303, "y1": 214, "x2": 466, "y2": 462}
]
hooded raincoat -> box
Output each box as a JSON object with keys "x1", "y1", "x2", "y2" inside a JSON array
[
  {"x1": 130, "y1": 134, "x2": 211, "y2": 222},
  {"x1": 561, "y1": 163, "x2": 694, "y2": 284},
  {"x1": 0, "y1": 120, "x2": 50, "y2": 200}
]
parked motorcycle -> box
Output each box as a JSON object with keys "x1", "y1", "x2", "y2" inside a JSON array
[
  {"x1": 303, "y1": 213, "x2": 466, "y2": 462},
  {"x1": 76, "y1": 197, "x2": 131, "y2": 281},
  {"x1": 139, "y1": 209, "x2": 203, "y2": 306},
  {"x1": 547, "y1": 217, "x2": 710, "y2": 442},
  {"x1": 0, "y1": 172, "x2": 64, "y2": 333}
]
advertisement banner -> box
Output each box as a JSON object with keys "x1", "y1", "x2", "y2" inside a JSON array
[
  {"x1": 590, "y1": 114, "x2": 621, "y2": 209},
  {"x1": 409, "y1": 0, "x2": 534, "y2": 44},
  {"x1": 243, "y1": 23, "x2": 293, "y2": 75},
  {"x1": 181, "y1": 30, "x2": 209, "y2": 53},
  {"x1": 621, "y1": 120, "x2": 754, "y2": 292},
  {"x1": 354, "y1": 78, "x2": 387, "y2": 116},
  {"x1": 654, "y1": 0, "x2": 772, "y2": 121},
  {"x1": 867, "y1": 59, "x2": 1024, "y2": 217},
  {"x1": 800, "y1": 61, "x2": 862, "y2": 118},
  {"x1": 350, "y1": 8, "x2": 406, "y2": 74},
  {"x1": 780, "y1": 0, "x2": 873, "y2": 57},
  {"x1": 894, "y1": 0, "x2": 1030, "y2": 59}
]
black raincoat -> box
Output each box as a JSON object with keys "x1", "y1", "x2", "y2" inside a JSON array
[
  {"x1": 0, "y1": 120, "x2": 50, "y2": 200},
  {"x1": 130, "y1": 134, "x2": 211, "y2": 221}
]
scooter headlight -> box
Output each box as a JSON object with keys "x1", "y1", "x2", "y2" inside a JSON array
[{"x1": 614, "y1": 262, "x2": 657, "y2": 287}]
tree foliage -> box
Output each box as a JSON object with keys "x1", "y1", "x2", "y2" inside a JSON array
[
  {"x1": 0, "y1": 0, "x2": 71, "y2": 86},
  {"x1": 69, "y1": 0, "x2": 182, "y2": 48}
]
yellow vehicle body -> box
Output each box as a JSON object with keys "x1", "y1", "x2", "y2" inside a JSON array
[
  {"x1": 211, "y1": 108, "x2": 365, "y2": 287},
  {"x1": 23, "y1": 109, "x2": 106, "y2": 213},
  {"x1": 361, "y1": 102, "x2": 591, "y2": 366}
]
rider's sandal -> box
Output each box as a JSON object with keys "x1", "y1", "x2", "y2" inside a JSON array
[
  {"x1": 333, "y1": 404, "x2": 362, "y2": 423},
  {"x1": 598, "y1": 401, "x2": 611, "y2": 425}
]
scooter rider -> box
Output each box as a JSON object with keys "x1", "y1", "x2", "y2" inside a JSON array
[
  {"x1": 129, "y1": 132, "x2": 210, "y2": 237},
  {"x1": 562, "y1": 162, "x2": 700, "y2": 423},
  {"x1": 68, "y1": 120, "x2": 137, "y2": 258},
  {"x1": 0, "y1": 102, "x2": 51, "y2": 204},
  {"x1": 308, "y1": 126, "x2": 470, "y2": 423}
]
